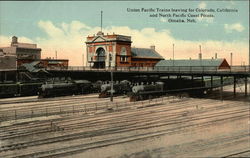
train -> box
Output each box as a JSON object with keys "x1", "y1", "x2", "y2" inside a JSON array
[
  {"x1": 129, "y1": 77, "x2": 234, "y2": 101},
  {"x1": 99, "y1": 80, "x2": 132, "y2": 98},
  {"x1": 38, "y1": 80, "x2": 94, "y2": 98},
  {"x1": 0, "y1": 75, "x2": 234, "y2": 100},
  {"x1": 0, "y1": 82, "x2": 42, "y2": 98}
]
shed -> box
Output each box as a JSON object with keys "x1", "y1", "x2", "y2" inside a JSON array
[{"x1": 155, "y1": 58, "x2": 230, "y2": 71}]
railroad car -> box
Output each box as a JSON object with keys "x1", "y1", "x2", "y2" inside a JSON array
[
  {"x1": 99, "y1": 80, "x2": 131, "y2": 98},
  {"x1": 0, "y1": 82, "x2": 18, "y2": 98},
  {"x1": 0, "y1": 82, "x2": 42, "y2": 98}
]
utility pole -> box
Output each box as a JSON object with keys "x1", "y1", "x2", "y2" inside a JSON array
[
  {"x1": 173, "y1": 43, "x2": 175, "y2": 66},
  {"x1": 230, "y1": 52, "x2": 233, "y2": 66},
  {"x1": 55, "y1": 50, "x2": 57, "y2": 59},
  {"x1": 109, "y1": 54, "x2": 113, "y2": 102},
  {"x1": 101, "y1": 11, "x2": 103, "y2": 32}
]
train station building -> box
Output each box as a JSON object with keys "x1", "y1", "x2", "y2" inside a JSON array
[{"x1": 85, "y1": 31, "x2": 164, "y2": 68}]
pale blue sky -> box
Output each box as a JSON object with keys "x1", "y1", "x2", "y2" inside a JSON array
[{"x1": 0, "y1": 1, "x2": 249, "y2": 42}]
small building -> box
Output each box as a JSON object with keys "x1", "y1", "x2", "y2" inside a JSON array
[
  {"x1": 0, "y1": 48, "x2": 17, "y2": 70},
  {"x1": 155, "y1": 59, "x2": 231, "y2": 70},
  {"x1": 40, "y1": 59, "x2": 69, "y2": 69},
  {"x1": 85, "y1": 31, "x2": 164, "y2": 68}
]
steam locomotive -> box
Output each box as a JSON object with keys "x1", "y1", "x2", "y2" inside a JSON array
[
  {"x1": 99, "y1": 80, "x2": 131, "y2": 98},
  {"x1": 129, "y1": 77, "x2": 234, "y2": 101},
  {"x1": 38, "y1": 80, "x2": 93, "y2": 98}
]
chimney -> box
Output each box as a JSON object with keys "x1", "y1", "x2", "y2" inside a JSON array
[
  {"x1": 215, "y1": 53, "x2": 217, "y2": 59},
  {"x1": 11, "y1": 36, "x2": 18, "y2": 46},
  {"x1": 150, "y1": 45, "x2": 155, "y2": 50},
  {"x1": 198, "y1": 53, "x2": 202, "y2": 60},
  {"x1": 199, "y1": 45, "x2": 202, "y2": 60}
]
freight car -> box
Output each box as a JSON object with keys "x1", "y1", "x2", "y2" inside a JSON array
[
  {"x1": 129, "y1": 77, "x2": 233, "y2": 101},
  {"x1": 99, "y1": 80, "x2": 131, "y2": 98},
  {"x1": 0, "y1": 82, "x2": 42, "y2": 98},
  {"x1": 38, "y1": 80, "x2": 93, "y2": 98}
]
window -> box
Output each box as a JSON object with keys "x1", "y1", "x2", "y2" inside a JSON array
[
  {"x1": 120, "y1": 47, "x2": 128, "y2": 63},
  {"x1": 120, "y1": 56, "x2": 127, "y2": 62}
]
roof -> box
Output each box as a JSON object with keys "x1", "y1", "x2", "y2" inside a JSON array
[
  {"x1": 155, "y1": 59, "x2": 227, "y2": 67},
  {"x1": 131, "y1": 48, "x2": 164, "y2": 59},
  {"x1": 22, "y1": 61, "x2": 48, "y2": 73}
]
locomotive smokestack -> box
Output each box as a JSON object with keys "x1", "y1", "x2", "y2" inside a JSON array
[{"x1": 11, "y1": 36, "x2": 18, "y2": 46}]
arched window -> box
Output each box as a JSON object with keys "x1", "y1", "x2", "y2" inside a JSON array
[
  {"x1": 93, "y1": 47, "x2": 105, "y2": 68},
  {"x1": 96, "y1": 47, "x2": 105, "y2": 61}
]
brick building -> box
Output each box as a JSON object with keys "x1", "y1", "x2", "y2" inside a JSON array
[
  {"x1": 0, "y1": 48, "x2": 17, "y2": 70},
  {"x1": 0, "y1": 36, "x2": 42, "y2": 67},
  {"x1": 0, "y1": 36, "x2": 68, "y2": 70},
  {"x1": 85, "y1": 31, "x2": 164, "y2": 68}
]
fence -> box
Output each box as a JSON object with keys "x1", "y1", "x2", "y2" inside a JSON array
[
  {"x1": 0, "y1": 95, "x2": 182, "y2": 121},
  {"x1": 46, "y1": 65, "x2": 250, "y2": 74}
]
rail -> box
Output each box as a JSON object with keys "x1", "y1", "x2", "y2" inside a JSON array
[
  {"x1": 0, "y1": 96, "x2": 180, "y2": 121},
  {"x1": 46, "y1": 66, "x2": 250, "y2": 74}
]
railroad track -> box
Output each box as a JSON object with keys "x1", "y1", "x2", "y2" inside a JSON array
[
  {"x1": 0, "y1": 93, "x2": 99, "y2": 105},
  {"x1": 0, "y1": 97, "x2": 232, "y2": 138},
  {"x1": 222, "y1": 150, "x2": 250, "y2": 157},
  {"x1": 0, "y1": 95, "x2": 128, "y2": 121},
  {"x1": 0, "y1": 101, "x2": 248, "y2": 154},
  {"x1": 2, "y1": 111, "x2": 248, "y2": 158},
  {"x1": 0, "y1": 94, "x2": 107, "y2": 110},
  {"x1": 0, "y1": 97, "x2": 246, "y2": 140},
  {"x1": 0, "y1": 91, "x2": 248, "y2": 157}
]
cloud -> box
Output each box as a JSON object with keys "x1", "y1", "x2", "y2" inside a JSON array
[
  {"x1": 197, "y1": 2, "x2": 214, "y2": 23},
  {"x1": 160, "y1": 17, "x2": 167, "y2": 23},
  {"x1": 0, "y1": 36, "x2": 34, "y2": 46},
  {"x1": 0, "y1": 20, "x2": 248, "y2": 66},
  {"x1": 198, "y1": 2, "x2": 207, "y2": 9},
  {"x1": 224, "y1": 23, "x2": 245, "y2": 33}
]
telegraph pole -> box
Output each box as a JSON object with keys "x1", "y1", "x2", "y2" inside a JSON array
[
  {"x1": 230, "y1": 52, "x2": 233, "y2": 66},
  {"x1": 109, "y1": 54, "x2": 113, "y2": 102},
  {"x1": 173, "y1": 43, "x2": 175, "y2": 66},
  {"x1": 110, "y1": 69, "x2": 113, "y2": 102},
  {"x1": 101, "y1": 11, "x2": 103, "y2": 32}
]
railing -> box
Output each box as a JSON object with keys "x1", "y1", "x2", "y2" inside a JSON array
[
  {"x1": 0, "y1": 96, "x2": 179, "y2": 121},
  {"x1": 46, "y1": 65, "x2": 250, "y2": 74}
]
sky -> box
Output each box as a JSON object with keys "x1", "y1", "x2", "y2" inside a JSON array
[{"x1": 0, "y1": 1, "x2": 249, "y2": 66}]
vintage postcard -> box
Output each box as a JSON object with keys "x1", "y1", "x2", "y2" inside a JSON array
[{"x1": 0, "y1": 1, "x2": 249, "y2": 158}]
